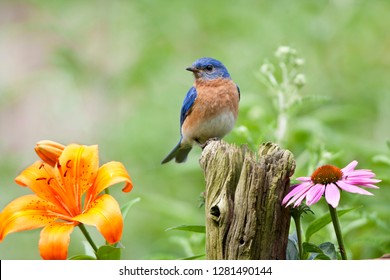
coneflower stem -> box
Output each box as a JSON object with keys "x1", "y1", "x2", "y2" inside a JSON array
[
  {"x1": 78, "y1": 223, "x2": 98, "y2": 253},
  {"x1": 291, "y1": 209, "x2": 303, "y2": 259},
  {"x1": 328, "y1": 204, "x2": 347, "y2": 260}
]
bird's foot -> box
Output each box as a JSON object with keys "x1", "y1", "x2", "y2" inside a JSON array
[{"x1": 200, "y1": 137, "x2": 221, "y2": 150}]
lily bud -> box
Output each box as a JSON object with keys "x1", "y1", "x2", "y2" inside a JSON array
[{"x1": 35, "y1": 140, "x2": 65, "y2": 167}]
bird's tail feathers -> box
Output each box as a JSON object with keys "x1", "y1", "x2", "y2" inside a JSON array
[
  {"x1": 174, "y1": 145, "x2": 192, "y2": 163},
  {"x1": 161, "y1": 142, "x2": 192, "y2": 164}
]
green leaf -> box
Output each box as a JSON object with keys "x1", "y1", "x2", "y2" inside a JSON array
[
  {"x1": 314, "y1": 253, "x2": 331, "y2": 260},
  {"x1": 303, "y1": 242, "x2": 323, "y2": 254},
  {"x1": 372, "y1": 154, "x2": 390, "y2": 166},
  {"x1": 303, "y1": 242, "x2": 337, "y2": 260},
  {"x1": 319, "y1": 242, "x2": 337, "y2": 260},
  {"x1": 303, "y1": 242, "x2": 331, "y2": 260},
  {"x1": 68, "y1": 254, "x2": 96, "y2": 260},
  {"x1": 165, "y1": 225, "x2": 205, "y2": 233},
  {"x1": 121, "y1": 197, "x2": 141, "y2": 220},
  {"x1": 180, "y1": 254, "x2": 205, "y2": 260},
  {"x1": 96, "y1": 245, "x2": 121, "y2": 260},
  {"x1": 286, "y1": 235, "x2": 299, "y2": 260},
  {"x1": 305, "y1": 206, "x2": 362, "y2": 241}
]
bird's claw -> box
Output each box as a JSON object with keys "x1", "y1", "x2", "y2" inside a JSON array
[{"x1": 200, "y1": 137, "x2": 220, "y2": 150}]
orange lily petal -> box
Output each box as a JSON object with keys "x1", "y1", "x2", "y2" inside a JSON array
[
  {"x1": 39, "y1": 222, "x2": 75, "y2": 260},
  {"x1": 92, "y1": 161, "x2": 133, "y2": 196},
  {"x1": 35, "y1": 140, "x2": 65, "y2": 167},
  {"x1": 58, "y1": 144, "x2": 99, "y2": 195},
  {"x1": 73, "y1": 194, "x2": 123, "y2": 244},
  {"x1": 54, "y1": 144, "x2": 99, "y2": 215},
  {"x1": 14, "y1": 161, "x2": 71, "y2": 214},
  {"x1": 0, "y1": 195, "x2": 63, "y2": 241}
]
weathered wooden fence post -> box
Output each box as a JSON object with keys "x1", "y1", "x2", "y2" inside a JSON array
[{"x1": 199, "y1": 140, "x2": 295, "y2": 259}]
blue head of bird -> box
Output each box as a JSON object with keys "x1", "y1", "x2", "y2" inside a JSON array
[{"x1": 186, "y1": 57, "x2": 231, "y2": 81}]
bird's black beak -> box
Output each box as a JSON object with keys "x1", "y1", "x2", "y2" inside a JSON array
[{"x1": 186, "y1": 66, "x2": 199, "y2": 73}]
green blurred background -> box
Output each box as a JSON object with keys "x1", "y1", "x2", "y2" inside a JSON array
[{"x1": 0, "y1": 0, "x2": 389, "y2": 259}]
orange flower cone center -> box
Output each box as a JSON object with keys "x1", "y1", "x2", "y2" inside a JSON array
[{"x1": 311, "y1": 164, "x2": 343, "y2": 185}]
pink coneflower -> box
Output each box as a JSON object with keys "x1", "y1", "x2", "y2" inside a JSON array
[{"x1": 282, "y1": 160, "x2": 380, "y2": 208}]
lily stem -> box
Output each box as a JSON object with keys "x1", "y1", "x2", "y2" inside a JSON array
[
  {"x1": 292, "y1": 210, "x2": 304, "y2": 259},
  {"x1": 328, "y1": 204, "x2": 347, "y2": 260},
  {"x1": 78, "y1": 223, "x2": 98, "y2": 253}
]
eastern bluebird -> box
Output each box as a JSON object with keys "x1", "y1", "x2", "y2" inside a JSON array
[{"x1": 161, "y1": 57, "x2": 240, "y2": 164}]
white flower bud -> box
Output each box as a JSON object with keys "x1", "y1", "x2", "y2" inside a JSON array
[
  {"x1": 294, "y1": 58, "x2": 305, "y2": 66},
  {"x1": 294, "y1": 73, "x2": 306, "y2": 87},
  {"x1": 275, "y1": 46, "x2": 297, "y2": 59},
  {"x1": 260, "y1": 62, "x2": 274, "y2": 75},
  {"x1": 275, "y1": 46, "x2": 291, "y2": 58}
]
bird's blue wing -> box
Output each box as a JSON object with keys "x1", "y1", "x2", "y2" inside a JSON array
[
  {"x1": 180, "y1": 86, "x2": 197, "y2": 127},
  {"x1": 236, "y1": 85, "x2": 241, "y2": 101}
]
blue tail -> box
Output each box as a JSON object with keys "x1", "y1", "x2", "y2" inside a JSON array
[{"x1": 161, "y1": 141, "x2": 192, "y2": 164}]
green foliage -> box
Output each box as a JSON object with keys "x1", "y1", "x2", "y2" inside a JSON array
[
  {"x1": 286, "y1": 235, "x2": 299, "y2": 260},
  {"x1": 180, "y1": 254, "x2": 205, "y2": 260},
  {"x1": 68, "y1": 255, "x2": 97, "y2": 260},
  {"x1": 165, "y1": 225, "x2": 206, "y2": 259},
  {"x1": 69, "y1": 243, "x2": 122, "y2": 260},
  {"x1": 165, "y1": 225, "x2": 206, "y2": 233},
  {"x1": 121, "y1": 197, "x2": 141, "y2": 220},
  {"x1": 303, "y1": 242, "x2": 338, "y2": 260},
  {"x1": 305, "y1": 206, "x2": 361, "y2": 242},
  {"x1": 96, "y1": 245, "x2": 122, "y2": 260},
  {"x1": 0, "y1": 0, "x2": 389, "y2": 260}
]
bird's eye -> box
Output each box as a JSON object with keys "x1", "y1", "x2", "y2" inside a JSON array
[{"x1": 205, "y1": 64, "x2": 214, "y2": 72}]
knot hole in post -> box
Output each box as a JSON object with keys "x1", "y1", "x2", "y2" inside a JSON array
[{"x1": 210, "y1": 205, "x2": 221, "y2": 225}]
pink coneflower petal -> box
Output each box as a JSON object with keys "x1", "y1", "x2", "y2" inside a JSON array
[
  {"x1": 282, "y1": 160, "x2": 379, "y2": 208},
  {"x1": 306, "y1": 184, "x2": 325, "y2": 206},
  {"x1": 345, "y1": 170, "x2": 375, "y2": 177},
  {"x1": 341, "y1": 160, "x2": 358, "y2": 173},
  {"x1": 282, "y1": 182, "x2": 311, "y2": 204},
  {"x1": 345, "y1": 178, "x2": 381, "y2": 186},
  {"x1": 346, "y1": 177, "x2": 380, "y2": 183},
  {"x1": 362, "y1": 184, "x2": 380, "y2": 189},
  {"x1": 296, "y1": 176, "x2": 312, "y2": 182},
  {"x1": 337, "y1": 181, "x2": 374, "y2": 196},
  {"x1": 325, "y1": 183, "x2": 340, "y2": 208},
  {"x1": 283, "y1": 182, "x2": 313, "y2": 206},
  {"x1": 294, "y1": 193, "x2": 308, "y2": 207}
]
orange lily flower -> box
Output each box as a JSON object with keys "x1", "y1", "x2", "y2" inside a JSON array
[
  {"x1": 34, "y1": 140, "x2": 66, "y2": 167},
  {"x1": 0, "y1": 142, "x2": 132, "y2": 259}
]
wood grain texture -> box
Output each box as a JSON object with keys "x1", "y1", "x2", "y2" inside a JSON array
[{"x1": 199, "y1": 140, "x2": 295, "y2": 259}]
